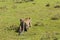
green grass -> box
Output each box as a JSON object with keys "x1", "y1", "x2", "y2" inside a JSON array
[{"x1": 0, "y1": 0, "x2": 60, "y2": 40}]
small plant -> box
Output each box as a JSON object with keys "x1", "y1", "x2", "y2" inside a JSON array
[
  {"x1": 14, "y1": 0, "x2": 34, "y2": 3},
  {"x1": 46, "y1": 4, "x2": 50, "y2": 7},
  {"x1": 53, "y1": 37, "x2": 58, "y2": 40},
  {"x1": 34, "y1": 22, "x2": 44, "y2": 26},
  {"x1": 51, "y1": 14, "x2": 60, "y2": 20},
  {"x1": 54, "y1": 5, "x2": 60, "y2": 8},
  {"x1": 51, "y1": 17, "x2": 59, "y2": 20},
  {"x1": 32, "y1": 3, "x2": 35, "y2": 4}
]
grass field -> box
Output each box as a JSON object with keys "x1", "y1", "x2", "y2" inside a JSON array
[{"x1": 0, "y1": 0, "x2": 60, "y2": 40}]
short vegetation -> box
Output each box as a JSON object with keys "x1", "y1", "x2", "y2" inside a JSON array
[{"x1": 0, "y1": 0, "x2": 60, "y2": 40}]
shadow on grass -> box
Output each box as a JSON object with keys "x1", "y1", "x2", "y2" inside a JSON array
[{"x1": 5, "y1": 24, "x2": 20, "y2": 33}]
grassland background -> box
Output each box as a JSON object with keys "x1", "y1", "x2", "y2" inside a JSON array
[{"x1": 0, "y1": 0, "x2": 60, "y2": 40}]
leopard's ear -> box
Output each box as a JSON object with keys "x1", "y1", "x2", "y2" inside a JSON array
[
  {"x1": 20, "y1": 18, "x2": 23, "y2": 21},
  {"x1": 20, "y1": 19, "x2": 22, "y2": 21},
  {"x1": 28, "y1": 17, "x2": 30, "y2": 19}
]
